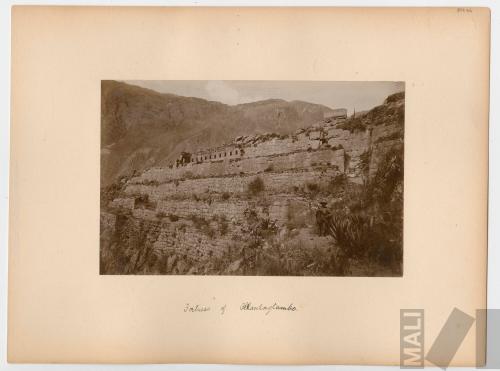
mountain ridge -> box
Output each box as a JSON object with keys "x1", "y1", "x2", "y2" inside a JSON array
[{"x1": 101, "y1": 80, "x2": 339, "y2": 186}]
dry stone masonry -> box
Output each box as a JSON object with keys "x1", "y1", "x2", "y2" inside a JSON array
[{"x1": 101, "y1": 92, "x2": 404, "y2": 266}]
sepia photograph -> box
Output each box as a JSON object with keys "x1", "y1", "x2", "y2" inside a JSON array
[{"x1": 100, "y1": 80, "x2": 405, "y2": 276}]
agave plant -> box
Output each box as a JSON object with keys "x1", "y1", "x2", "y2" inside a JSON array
[{"x1": 326, "y1": 214, "x2": 372, "y2": 274}]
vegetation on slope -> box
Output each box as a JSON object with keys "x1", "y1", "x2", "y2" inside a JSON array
[{"x1": 100, "y1": 145, "x2": 403, "y2": 276}]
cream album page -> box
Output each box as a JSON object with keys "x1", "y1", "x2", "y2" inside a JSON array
[{"x1": 8, "y1": 6, "x2": 489, "y2": 365}]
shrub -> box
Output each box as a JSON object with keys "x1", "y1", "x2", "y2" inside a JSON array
[
  {"x1": 385, "y1": 91, "x2": 405, "y2": 103},
  {"x1": 101, "y1": 177, "x2": 127, "y2": 207},
  {"x1": 306, "y1": 182, "x2": 320, "y2": 195},
  {"x1": 264, "y1": 164, "x2": 274, "y2": 172},
  {"x1": 217, "y1": 215, "x2": 229, "y2": 236},
  {"x1": 134, "y1": 194, "x2": 149, "y2": 207},
  {"x1": 286, "y1": 203, "x2": 309, "y2": 229},
  {"x1": 375, "y1": 131, "x2": 402, "y2": 144},
  {"x1": 259, "y1": 218, "x2": 278, "y2": 235},
  {"x1": 134, "y1": 194, "x2": 157, "y2": 210},
  {"x1": 323, "y1": 215, "x2": 374, "y2": 275},
  {"x1": 337, "y1": 117, "x2": 366, "y2": 133},
  {"x1": 168, "y1": 213, "x2": 179, "y2": 222},
  {"x1": 328, "y1": 215, "x2": 371, "y2": 257},
  {"x1": 365, "y1": 147, "x2": 403, "y2": 206},
  {"x1": 143, "y1": 179, "x2": 159, "y2": 186},
  {"x1": 320, "y1": 145, "x2": 404, "y2": 275},
  {"x1": 189, "y1": 214, "x2": 209, "y2": 229},
  {"x1": 189, "y1": 214, "x2": 217, "y2": 239},
  {"x1": 327, "y1": 173, "x2": 347, "y2": 193},
  {"x1": 360, "y1": 149, "x2": 372, "y2": 174},
  {"x1": 205, "y1": 227, "x2": 216, "y2": 239},
  {"x1": 397, "y1": 106, "x2": 405, "y2": 126},
  {"x1": 221, "y1": 192, "x2": 231, "y2": 200},
  {"x1": 248, "y1": 177, "x2": 265, "y2": 196}
]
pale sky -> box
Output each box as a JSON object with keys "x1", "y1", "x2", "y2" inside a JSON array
[{"x1": 125, "y1": 80, "x2": 404, "y2": 115}]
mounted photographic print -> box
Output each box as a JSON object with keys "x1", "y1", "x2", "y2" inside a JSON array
[
  {"x1": 100, "y1": 80, "x2": 405, "y2": 276},
  {"x1": 9, "y1": 6, "x2": 489, "y2": 366}
]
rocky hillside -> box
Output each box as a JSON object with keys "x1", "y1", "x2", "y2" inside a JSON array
[
  {"x1": 101, "y1": 81, "x2": 336, "y2": 186},
  {"x1": 100, "y1": 91, "x2": 404, "y2": 276}
]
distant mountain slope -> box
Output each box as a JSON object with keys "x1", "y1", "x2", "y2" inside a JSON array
[{"x1": 101, "y1": 81, "x2": 336, "y2": 186}]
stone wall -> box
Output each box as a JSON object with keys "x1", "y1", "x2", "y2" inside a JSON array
[
  {"x1": 101, "y1": 93, "x2": 405, "y2": 273},
  {"x1": 156, "y1": 198, "x2": 289, "y2": 223},
  {"x1": 241, "y1": 136, "x2": 313, "y2": 158},
  {"x1": 151, "y1": 197, "x2": 307, "y2": 261},
  {"x1": 130, "y1": 120, "x2": 401, "y2": 187},
  {"x1": 103, "y1": 197, "x2": 312, "y2": 266},
  {"x1": 112, "y1": 117, "x2": 403, "y2": 211},
  {"x1": 125, "y1": 168, "x2": 340, "y2": 201},
  {"x1": 133, "y1": 147, "x2": 344, "y2": 184},
  {"x1": 111, "y1": 192, "x2": 310, "y2": 232},
  {"x1": 152, "y1": 222, "x2": 234, "y2": 261},
  {"x1": 325, "y1": 122, "x2": 402, "y2": 183}
]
